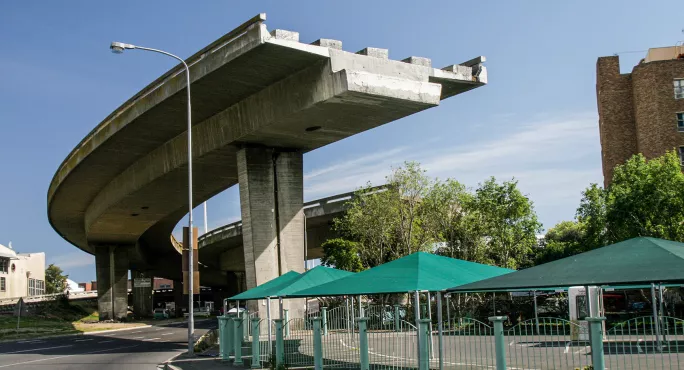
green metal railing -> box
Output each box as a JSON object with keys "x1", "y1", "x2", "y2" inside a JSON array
[
  {"x1": 442, "y1": 316, "x2": 496, "y2": 369},
  {"x1": 605, "y1": 316, "x2": 684, "y2": 369},
  {"x1": 506, "y1": 317, "x2": 591, "y2": 370},
  {"x1": 283, "y1": 317, "x2": 316, "y2": 367}
]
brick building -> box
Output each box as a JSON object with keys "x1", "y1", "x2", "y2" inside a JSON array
[{"x1": 596, "y1": 45, "x2": 684, "y2": 186}]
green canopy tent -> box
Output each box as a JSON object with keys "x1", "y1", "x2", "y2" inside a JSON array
[
  {"x1": 448, "y1": 237, "x2": 684, "y2": 293},
  {"x1": 228, "y1": 270, "x2": 301, "y2": 301},
  {"x1": 286, "y1": 252, "x2": 513, "y2": 298},
  {"x1": 447, "y1": 237, "x2": 684, "y2": 345}
]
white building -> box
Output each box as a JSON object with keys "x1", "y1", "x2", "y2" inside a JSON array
[{"x1": 0, "y1": 243, "x2": 45, "y2": 299}]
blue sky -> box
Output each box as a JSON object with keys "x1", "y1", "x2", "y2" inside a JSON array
[{"x1": 1, "y1": 1, "x2": 683, "y2": 282}]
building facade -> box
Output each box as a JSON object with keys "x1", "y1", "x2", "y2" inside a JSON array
[
  {"x1": 596, "y1": 46, "x2": 684, "y2": 186},
  {"x1": 0, "y1": 243, "x2": 46, "y2": 299}
]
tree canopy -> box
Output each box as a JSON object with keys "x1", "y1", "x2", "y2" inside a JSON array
[
  {"x1": 45, "y1": 263, "x2": 68, "y2": 294},
  {"x1": 537, "y1": 151, "x2": 684, "y2": 265},
  {"x1": 326, "y1": 162, "x2": 541, "y2": 270}
]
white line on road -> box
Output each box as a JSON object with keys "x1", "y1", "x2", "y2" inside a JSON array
[
  {"x1": 16, "y1": 340, "x2": 44, "y2": 344},
  {"x1": 143, "y1": 338, "x2": 161, "y2": 341},
  {"x1": 130, "y1": 336, "x2": 145, "y2": 339},
  {"x1": 98, "y1": 340, "x2": 115, "y2": 344},
  {"x1": 161, "y1": 333, "x2": 173, "y2": 336},
  {"x1": 3, "y1": 345, "x2": 73, "y2": 354},
  {"x1": 74, "y1": 339, "x2": 93, "y2": 342},
  {"x1": 0, "y1": 344, "x2": 139, "y2": 368}
]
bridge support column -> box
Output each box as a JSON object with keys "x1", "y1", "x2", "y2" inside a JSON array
[
  {"x1": 237, "y1": 147, "x2": 305, "y2": 318},
  {"x1": 173, "y1": 280, "x2": 185, "y2": 317},
  {"x1": 131, "y1": 270, "x2": 153, "y2": 318},
  {"x1": 95, "y1": 246, "x2": 129, "y2": 321}
]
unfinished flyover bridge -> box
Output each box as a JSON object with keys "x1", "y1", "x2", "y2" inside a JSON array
[{"x1": 47, "y1": 13, "x2": 487, "y2": 320}]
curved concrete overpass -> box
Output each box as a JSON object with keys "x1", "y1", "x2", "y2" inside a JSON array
[
  {"x1": 196, "y1": 189, "x2": 382, "y2": 290},
  {"x1": 47, "y1": 14, "x2": 486, "y2": 319}
]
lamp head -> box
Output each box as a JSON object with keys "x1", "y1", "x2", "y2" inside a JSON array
[{"x1": 110, "y1": 41, "x2": 135, "y2": 54}]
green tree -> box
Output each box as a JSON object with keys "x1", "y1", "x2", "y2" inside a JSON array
[
  {"x1": 332, "y1": 162, "x2": 434, "y2": 269},
  {"x1": 45, "y1": 264, "x2": 68, "y2": 294},
  {"x1": 534, "y1": 220, "x2": 586, "y2": 265},
  {"x1": 472, "y1": 177, "x2": 542, "y2": 269},
  {"x1": 423, "y1": 179, "x2": 488, "y2": 263},
  {"x1": 578, "y1": 151, "x2": 684, "y2": 245},
  {"x1": 320, "y1": 238, "x2": 364, "y2": 272}
]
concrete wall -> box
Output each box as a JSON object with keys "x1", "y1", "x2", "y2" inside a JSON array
[{"x1": 95, "y1": 246, "x2": 129, "y2": 321}]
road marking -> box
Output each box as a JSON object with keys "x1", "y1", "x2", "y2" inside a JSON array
[
  {"x1": 74, "y1": 338, "x2": 93, "y2": 342},
  {"x1": 130, "y1": 336, "x2": 145, "y2": 339},
  {"x1": 143, "y1": 338, "x2": 161, "y2": 341},
  {"x1": 155, "y1": 328, "x2": 164, "y2": 331},
  {"x1": 161, "y1": 333, "x2": 173, "y2": 336},
  {"x1": 3, "y1": 345, "x2": 72, "y2": 354},
  {"x1": 98, "y1": 340, "x2": 115, "y2": 343},
  {"x1": 0, "y1": 344, "x2": 138, "y2": 368},
  {"x1": 16, "y1": 339, "x2": 44, "y2": 344}
]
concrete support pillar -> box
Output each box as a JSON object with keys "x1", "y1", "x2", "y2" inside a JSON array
[
  {"x1": 173, "y1": 280, "x2": 185, "y2": 318},
  {"x1": 236, "y1": 147, "x2": 305, "y2": 318},
  {"x1": 94, "y1": 246, "x2": 129, "y2": 321},
  {"x1": 131, "y1": 270, "x2": 153, "y2": 318}
]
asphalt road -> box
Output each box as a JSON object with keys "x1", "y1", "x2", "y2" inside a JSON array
[{"x1": 0, "y1": 319, "x2": 217, "y2": 369}]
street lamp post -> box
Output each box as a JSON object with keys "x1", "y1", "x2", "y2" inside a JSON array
[{"x1": 110, "y1": 41, "x2": 196, "y2": 354}]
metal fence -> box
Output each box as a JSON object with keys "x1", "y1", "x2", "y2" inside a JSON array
[
  {"x1": 605, "y1": 316, "x2": 684, "y2": 369},
  {"x1": 218, "y1": 291, "x2": 684, "y2": 370},
  {"x1": 506, "y1": 317, "x2": 592, "y2": 370}
]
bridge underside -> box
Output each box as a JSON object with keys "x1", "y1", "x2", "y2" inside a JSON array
[{"x1": 47, "y1": 14, "x2": 486, "y2": 320}]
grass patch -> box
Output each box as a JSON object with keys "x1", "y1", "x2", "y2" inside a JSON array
[{"x1": 0, "y1": 297, "x2": 143, "y2": 341}]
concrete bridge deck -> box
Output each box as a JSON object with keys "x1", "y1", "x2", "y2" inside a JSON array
[{"x1": 47, "y1": 13, "x2": 486, "y2": 319}]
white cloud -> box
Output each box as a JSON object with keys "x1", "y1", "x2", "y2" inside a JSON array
[{"x1": 304, "y1": 112, "x2": 603, "y2": 227}]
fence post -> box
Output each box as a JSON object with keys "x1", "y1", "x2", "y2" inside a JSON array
[
  {"x1": 227, "y1": 314, "x2": 235, "y2": 356},
  {"x1": 251, "y1": 318, "x2": 261, "y2": 369},
  {"x1": 321, "y1": 307, "x2": 328, "y2": 336},
  {"x1": 312, "y1": 317, "x2": 323, "y2": 370},
  {"x1": 418, "y1": 319, "x2": 430, "y2": 370},
  {"x1": 218, "y1": 316, "x2": 230, "y2": 361},
  {"x1": 488, "y1": 316, "x2": 508, "y2": 370},
  {"x1": 436, "y1": 293, "x2": 444, "y2": 370},
  {"x1": 274, "y1": 319, "x2": 284, "y2": 367},
  {"x1": 233, "y1": 317, "x2": 243, "y2": 365},
  {"x1": 394, "y1": 304, "x2": 401, "y2": 332},
  {"x1": 242, "y1": 311, "x2": 249, "y2": 341},
  {"x1": 357, "y1": 317, "x2": 370, "y2": 370},
  {"x1": 283, "y1": 309, "x2": 290, "y2": 338},
  {"x1": 587, "y1": 317, "x2": 606, "y2": 370}
]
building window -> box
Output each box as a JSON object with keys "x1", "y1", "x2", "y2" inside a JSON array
[
  {"x1": 675, "y1": 79, "x2": 684, "y2": 99},
  {"x1": 0, "y1": 277, "x2": 5, "y2": 292},
  {"x1": 0, "y1": 258, "x2": 7, "y2": 273},
  {"x1": 678, "y1": 113, "x2": 684, "y2": 132}
]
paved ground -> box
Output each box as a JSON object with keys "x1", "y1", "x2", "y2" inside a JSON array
[
  {"x1": 0, "y1": 318, "x2": 217, "y2": 369},
  {"x1": 271, "y1": 330, "x2": 684, "y2": 370}
]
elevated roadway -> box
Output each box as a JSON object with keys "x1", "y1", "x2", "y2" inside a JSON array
[{"x1": 47, "y1": 13, "x2": 486, "y2": 319}]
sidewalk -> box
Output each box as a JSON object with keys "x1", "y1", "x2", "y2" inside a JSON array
[{"x1": 162, "y1": 347, "x2": 266, "y2": 370}]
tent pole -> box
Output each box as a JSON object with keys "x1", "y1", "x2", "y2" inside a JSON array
[
  {"x1": 267, "y1": 296, "x2": 272, "y2": 357},
  {"x1": 658, "y1": 283, "x2": 666, "y2": 338},
  {"x1": 413, "y1": 291, "x2": 421, "y2": 366},
  {"x1": 279, "y1": 297, "x2": 284, "y2": 319},
  {"x1": 345, "y1": 297, "x2": 350, "y2": 333},
  {"x1": 492, "y1": 292, "x2": 496, "y2": 315},
  {"x1": 427, "y1": 291, "x2": 434, "y2": 359},
  {"x1": 533, "y1": 291, "x2": 540, "y2": 335},
  {"x1": 651, "y1": 283, "x2": 662, "y2": 351},
  {"x1": 445, "y1": 294, "x2": 451, "y2": 331},
  {"x1": 436, "y1": 292, "x2": 444, "y2": 370},
  {"x1": 358, "y1": 295, "x2": 364, "y2": 318}
]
